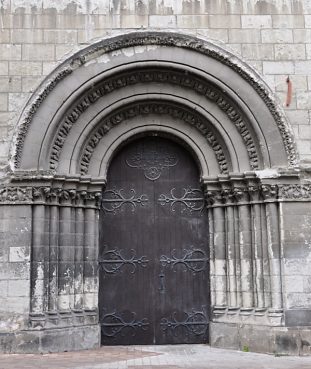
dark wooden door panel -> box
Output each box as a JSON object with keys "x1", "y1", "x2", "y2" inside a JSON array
[{"x1": 99, "y1": 137, "x2": 209, "y2": 345}]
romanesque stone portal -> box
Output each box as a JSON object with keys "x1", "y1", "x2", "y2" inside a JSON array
[
  {"x1": 0, "y1": 32, "x2": 310, "y2": 355},
  {"x1": 99, "y1": 137, "x2": 209, "y2": 345}
]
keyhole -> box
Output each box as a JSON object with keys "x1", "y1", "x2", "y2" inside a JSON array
[{"x1": 159, "y1": 273, "x2": 165, "y2": 293}]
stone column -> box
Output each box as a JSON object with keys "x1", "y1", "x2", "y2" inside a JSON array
[
  {"x1": 58, "y1": 190, "x2": 76, "y2": 313},
  {"x1": 47, "y1": 189, "x2": 60, "y2": 321},
  {"x1": 73, "y1": 191, "x2": 85, "y2": 314},
  {"x1": 208, "y1": 204, "x2": 216, "y2": 307},
  {"x1": 30, "y1": 187, "x2": 50, "y2": 327},
  {"x1": 84, "y1": 191, "x2": 101, "y2": 314},
  {"x1": 260, "y1": 198, "x2": 272, "y2": 308},
  {"x1": 234, "y1": 187, "x2": 253, "y2": 308},
  {"x1": 206, "y1": 189, "x2": 227, "y2": 307},
  {"x1": 233, "y1": 204, "x2": 242, "y2": 307},
  {"x1": 262, "y1": 185, "x2": 282, "y2": 310},
  {"x1": 222, "y1": 189, "x2": 237, "y2": 308},
  {"x1": 249, "y1": 186, "x2": 265, "y2": 309}
]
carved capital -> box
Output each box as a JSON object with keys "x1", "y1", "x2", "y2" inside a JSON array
[
  {"x1": 232, "y1": 188, "x2": 249, "y2": 203},
  {"x1": 58, "y1": 189, "x2": 77, "y2": 205},
  {"x1": 204, "y1": 190, "x2": 223, "y2": 206},
  {"x1": 74, "y1": 190, "x2": 88, "y2": 206},
  {"x1": 85, "y1": 191, "x2": 102, "y2": 208},
  {"x1": 261, "y1": 184, "x2": 278, "y2": 201},
  {"x1": 32, "y1": 187, "x2": 51, "y2": 203},
  {"x1": 220, "y1": 188, "x2": 235, "y2": 204},
  {"x1": 248, "y1": 185, "x2": 261, "y2": 202}
]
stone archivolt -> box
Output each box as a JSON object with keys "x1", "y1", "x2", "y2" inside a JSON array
[
  {"x1": 12, "y1": 32, "x2": 297, "y2": 174},
  {"x1": 79, "y1": 102, "x2": 229, "y2": 175},
  {"x1": 14, "y1": 67, "x2": 72, "y2": 169},
  {"x1": 49, "y1": 68, "x2": 259, "y2": 174},
  {"x1": 70, "y1": 32, "x2": 297, "y2": 167}
]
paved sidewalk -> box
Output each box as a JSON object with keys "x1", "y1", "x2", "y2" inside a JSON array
[{"x1": 1, "y1": 345, "x2": 311, "y2": 369}]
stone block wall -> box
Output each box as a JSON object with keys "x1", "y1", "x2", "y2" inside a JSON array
[
  {"x1": 0, "y1": 202, "x2": 32, "y2": 333},
  {"x1": 281, "y1": 201, "x2": 311, "y2": 325},
  {"x1": 0, "y1": 0, "x2": 310, "y2": 172}
]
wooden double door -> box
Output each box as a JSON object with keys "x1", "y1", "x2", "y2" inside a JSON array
[{"x1": 99, "y1": 136, "x2": 210, "y2": 345}]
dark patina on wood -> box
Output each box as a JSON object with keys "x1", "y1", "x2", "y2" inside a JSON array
[{"x1": 99, "y1": 137, "x2": 210, "y2": 345}]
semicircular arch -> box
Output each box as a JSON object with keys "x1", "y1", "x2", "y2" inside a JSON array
[{"x1": 10, "y1": 31, "x2": 298, "y2": 180}]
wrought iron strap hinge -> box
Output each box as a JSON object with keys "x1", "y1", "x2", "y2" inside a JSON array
[
  {"x1": 101, "y1": 188, "x2": 148, "y2": 213},
  {"x1": 160, "y1": 248, "x2": 208, "y2": 274},
  {"x1": 101, "y1": 312, "x2": 149, "y2": 338},
  {"x1": 160, "y1": 310, "x2": 208, "y2": 336},
  {"x1": 158, "y1": 187, "x2": 205, "y2": 213},
  {"x1": 98, "y1": 248, "x2": 149, "y2": 274}
]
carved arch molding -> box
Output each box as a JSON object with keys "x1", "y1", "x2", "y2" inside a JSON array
[{"x1": 1, "y1": 32, "x2": 303, "y2": 335}]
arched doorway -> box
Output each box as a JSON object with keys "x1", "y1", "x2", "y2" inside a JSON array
[
  {"x1": 99, "y1": 136, "x2": 209, "y2": 345},
  {"x1": 3, "y1": 32, "x2": 302, "y2": 354}
]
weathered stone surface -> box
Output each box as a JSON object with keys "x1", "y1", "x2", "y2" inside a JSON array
[
  {"x1": 285, "y1": 309, "x2": 311, "y2": 326},
  {"x1": 211, "y1": 324, "x2": 311, "y2": 356},
  {"x1": 275, "y1": 329, "x2": 301, "y2": 355},
  {"x1": 0, "y1": 0, "x2": 310, "y2": 355},
  {"x1": 210, "y1": 322, "x2": 239, "y2": 350},
  {"x1": 239, "y1": 324, "x2": 274, "y2": 353}
]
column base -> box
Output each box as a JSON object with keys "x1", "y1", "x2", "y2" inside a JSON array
[
  {"x1": 0, "y1": 324, "x2": 100, "y2": 354},
  {"x1": 210, "y1": 322, "x2": 311, "y2": 355}
]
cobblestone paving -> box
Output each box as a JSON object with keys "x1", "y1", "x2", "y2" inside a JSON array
[{"x1": 1, "y1": 345, "x2": 311, "y2": 369}]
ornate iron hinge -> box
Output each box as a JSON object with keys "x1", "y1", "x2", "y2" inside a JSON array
[
  {"x1": 101, "y1": 312, "x2": 149, "y2": 338},
  {"x1": 158, "y1": 187, "x2": 205, "y2": 213},
  {"x1": 99, "y1": 248, "x2": 149, "y2": 274},
  {"x1": 160, "y1": 247, "x2": 208, "y2": 274},
  {"x1": 160, "y1": 310, "x2": 208, "y2": 336},
  {"x1": 101, "y1": 188, "x2": 148, "y2": 214}
]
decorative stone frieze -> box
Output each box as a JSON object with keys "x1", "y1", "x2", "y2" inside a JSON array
[
  {"x1": 0, "y1": 182, "x2": 103, "y2": 208},
  {"x1": 2, "y1": 176, "x2": 300, "y2": 210},
  {"x1": 279, "y1": 184, "x2": 311, "y2": 200},
  {"x1": 0, "y1": 186, "x2": 33, "y2": 203},
  {"x1": 202, "y1": 179, "x2": 308, "y2": 207}
]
